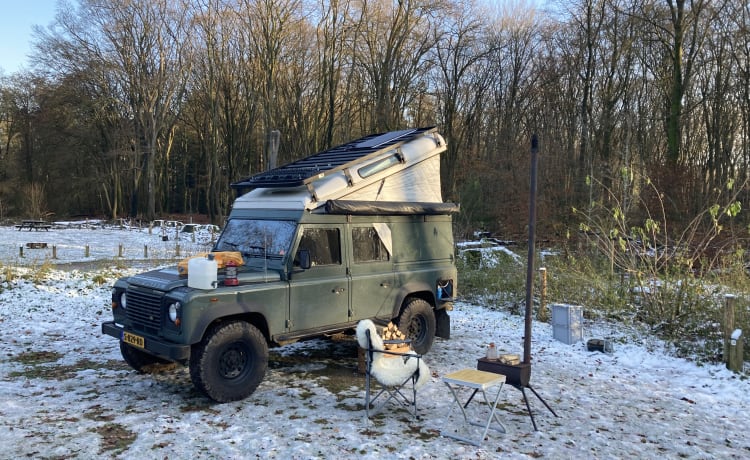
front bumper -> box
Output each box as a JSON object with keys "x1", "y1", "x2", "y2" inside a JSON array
[{"x1": 102, "y1": 321, "x2": 191, "y2": 362}]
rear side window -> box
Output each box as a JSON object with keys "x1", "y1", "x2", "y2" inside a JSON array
[
  {"x1": 297, "y1": 228, "x2": 341, "y2": 266},
  {"x1": 352, "y1": 226, "x2": 390, "y2": 263}
]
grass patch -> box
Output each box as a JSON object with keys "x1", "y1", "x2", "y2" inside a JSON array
[
  {"x1": 84, "y1": 405, "x2": 115, "y2": 422},
  {"x1": 405, "y1": 425, "x2": 440, "y2": 442},
  {"x1": 7, "y1": 356, "x2": 128, "y2": 380},
  {"x1": 298, "y1": 388, "x2": 316, "y2": 400},
  {"x1": 31, "y1": 259, "x2": 55, "y2": 284},
  {"x1": 179, "y1": 401, "x2": 219, "y2": 414},
  {"x1": 457, "y1": 240, "x2": 750, "y2": 366},
  {"x1": 456, "y1": 252, "x2": 526, "y2": 305},
  {"x1": 91, "y1": 422, "x2": 137, "y2": 455},
  {"x1": 2, "y1": 264, "x2": 18, "y2": 285},
  {"x1": 91, "y1": 274, "x2": 108, "y2": 285},
  {"x1": 12, "y1": 350, "x2": 63, "y2": 366}
]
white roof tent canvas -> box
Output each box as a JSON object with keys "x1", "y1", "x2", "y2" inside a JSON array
[{"x1": 231, "y1": 127, "x2": 453, "y2": 213}]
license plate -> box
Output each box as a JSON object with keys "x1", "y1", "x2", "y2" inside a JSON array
[{"x1": 122, "y1": 331, "x2": 145, "y2": 348}]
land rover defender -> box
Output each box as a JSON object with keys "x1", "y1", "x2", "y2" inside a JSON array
[{"x1": 102, "y1": 127, "x2": 458, "y2": 402}]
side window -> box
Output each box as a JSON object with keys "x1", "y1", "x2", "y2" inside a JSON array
[
  {"x1": 296, "y1": 228, "x2": 341, "y2": 266},
  {"x1": 353, "y1": 226, "x2": 390, "y2": 263}
]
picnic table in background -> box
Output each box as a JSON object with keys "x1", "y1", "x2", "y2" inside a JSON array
[{"x1": 15, "y1": 220, "x2": 53, "y2": 231}]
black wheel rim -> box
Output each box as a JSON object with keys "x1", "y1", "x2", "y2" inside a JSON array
[
  {"x1": 407, "y1": 316, "x2": 426, "y2": 342},
  {"x1": 218, "y1": 343, "x2": 249, "y2": 380}
]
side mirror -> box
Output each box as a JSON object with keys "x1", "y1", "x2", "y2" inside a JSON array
[{"x1": 296, "y1": 249, "x2": 311, "y2": 269}]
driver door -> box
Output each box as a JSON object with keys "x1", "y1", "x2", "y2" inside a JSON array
[{"x1": 288, "y1": 225, "x2": 350, "y2": 332}]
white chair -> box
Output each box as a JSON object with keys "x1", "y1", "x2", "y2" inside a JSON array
[{"x1": 356, "y1": 319, "x2": 430, "y2": 419}]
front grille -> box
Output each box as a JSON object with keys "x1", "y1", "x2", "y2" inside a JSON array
[{"x1": 125, "y1": 288, "x2": 163, "y2": 334}]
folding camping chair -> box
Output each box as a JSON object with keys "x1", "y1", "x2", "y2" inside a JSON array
[{"x1": 356, "y1": 320, "x2": 428, "y2": 420}]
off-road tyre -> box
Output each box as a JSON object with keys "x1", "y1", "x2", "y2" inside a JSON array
[
  {"x1": 189, "y1": 321, "x2": 268, "y2": 403},
  {"x1": 396, "y1": 298, "x2": 436, "y2": 355},
  {"x1": 120, "y1": 342, "x2": 175, "y2": 373}
]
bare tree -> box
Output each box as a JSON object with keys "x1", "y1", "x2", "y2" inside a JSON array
[
  {"x1": 10, "y1": 0, "x2": 750, "y2": 239},
  {"x1": 103, "y1": 0, "x2": 193, "y2": 219},
  {"x1": 697, "y1": 10, "x2": 738, "y2": 194},
  {"x1": 37, "y1": 0, "x2": 192, "y2": 220},
  {"x1": 0, "y1": 80, "x2": 21, "y2": 182},
  {"x1": 189, "y1": 0, "x2": 239, "y2": 224},
  {"x1": 351, "y1": 0, "x2": 446, "y2": 132},
  {"x1": 634, "y1": 0, "x2": 721, "y2": 166},
  {"x1": 728, "y1": 3, "x2": 750, "y2": 196},
  {"x1": 238, "y1": 0, "x2": 304, "y2": 168},
  {"x1": 315, "y1": 0, "x2": 352, "y2": 148},
  {"x1": 431, "y1": 1, "x2": 491, "y2": 200}
]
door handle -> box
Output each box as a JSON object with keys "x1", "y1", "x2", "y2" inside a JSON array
[
  {"x1": 332, "y1": 287, "x2": 346, "y2": 294},
  {"x1": 380, "y1": 282, "x2": 390, "y2": 288}
]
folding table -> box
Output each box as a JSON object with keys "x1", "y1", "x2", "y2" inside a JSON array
[{"x1": 441, "y1": 368, "x2": 506, "y2": 446}]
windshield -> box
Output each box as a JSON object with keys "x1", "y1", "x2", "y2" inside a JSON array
[{"x1": 214, "y1": 219, "x2": 297, "y2": 262}]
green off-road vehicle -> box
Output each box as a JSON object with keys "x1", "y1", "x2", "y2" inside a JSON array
[{"x1": 102, "y1": 127, "x2": 458, "y2": 402}]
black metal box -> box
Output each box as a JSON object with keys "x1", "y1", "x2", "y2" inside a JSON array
[{"x1": 477, "y1": 358, "x2": 531, "y2": 386}]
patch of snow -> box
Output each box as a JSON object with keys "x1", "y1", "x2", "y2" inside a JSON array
[
  {"x1": 0, "y1": 226, "x2": 749, "y2": 458},
  {"x1": 0, "y1": 225, "x2": 213, "y2": 265},
  {"x1": 459, "y1": 245, "x2": 523, "y2": 268}
]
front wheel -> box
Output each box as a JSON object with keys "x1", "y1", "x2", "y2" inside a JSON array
[
  {"x1": 189, "y1": 321, "x2": 268, "y2": 403},
  {"x1": 396, "y1": 298, "x2": 436, "y2": 355}
]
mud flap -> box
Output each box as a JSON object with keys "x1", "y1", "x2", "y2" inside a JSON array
[{"x1": 435, "y1": 308, "x2": 450, "y2": 339}]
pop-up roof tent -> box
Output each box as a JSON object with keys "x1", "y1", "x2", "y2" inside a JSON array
[{"x1": 231, "y1": 127, "x2": 456, "y2": 214}]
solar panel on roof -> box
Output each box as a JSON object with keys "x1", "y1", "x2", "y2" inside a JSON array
[
  {"x1": 231, "y1": 126, "x2": 436, "y2": 191},
  {"x1": 355, "y1": 128, "x2": 417, "y2": 148}
]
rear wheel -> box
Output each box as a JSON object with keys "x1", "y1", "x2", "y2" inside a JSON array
[
  {"x1": 119, "y1": 342, "x2": 174, "y2": 373},
  {"x1": 189, "y1": 321, "x2": 268, "y2": 403},
  {"x1": 396, "y1": 298, "x2": 436, "y2": 355}
]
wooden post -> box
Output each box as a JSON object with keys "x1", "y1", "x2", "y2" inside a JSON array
[
  {"x1": 175, "y1": 244, "x2": 180, "y2": 258},
  {"x1": 19, "y1": 246, "x2": 24, "y2": 258},
  {"x1": 144, "y1": 245, "x2": 148, "y2": 258},
  {"x1": 118, "y1": 244, "x2": 124, "y2": 258},
  {"x1": 52, "y1": 245, "x2": 57, "y2": 259},
  {"x1": 85, "y1": 245, "x2": 90, "y2": 258},
  {"x1": 537, "y1": 267, "x2": 549, "y2": 322},
  {"x1": 728, "y1": 329, "x2": 744, "y2": 372},
  {"x1": 724, "y1": 294, "x2": 736, "y2": 363}
]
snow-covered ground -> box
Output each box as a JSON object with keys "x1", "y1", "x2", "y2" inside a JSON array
[
  {"x1": 1, "y1": 226, "x2": 749, "y2": 459},
  {"x1": 0, "y1": 221, "x2": 215, "y2": 265}
]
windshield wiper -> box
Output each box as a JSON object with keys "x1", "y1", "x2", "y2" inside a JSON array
[
  {"x1": 217, "y1": 241, "x2": 239, "y2": 251},
  {"x1": 243, "y1": 245, "x2": 268, "y2": 258}
]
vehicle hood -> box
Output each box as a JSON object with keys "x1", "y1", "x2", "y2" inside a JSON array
[
  {"x1": 125, "y1": 266, "x2": 282, "y2": 291},
  {"x1": 126, "y1": 267, "x2": 187, "y2": 291}
]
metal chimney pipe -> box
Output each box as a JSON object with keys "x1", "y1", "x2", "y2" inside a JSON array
[{"x1": 524, "y1": 134, "x2": 539, "y2": 365}]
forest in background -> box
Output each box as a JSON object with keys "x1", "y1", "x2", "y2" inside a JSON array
[{"x1": 0, "y1": 0, "x2": 749, "y2": 248}]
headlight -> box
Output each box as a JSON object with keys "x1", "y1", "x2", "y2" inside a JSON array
[
  {"x1": 120, "y1": 292, "x2": 127, "y2": 309},
  {"x1": 168, "y1": 302, "x2": 181, "y2": 325}
]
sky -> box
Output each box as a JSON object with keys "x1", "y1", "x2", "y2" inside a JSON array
[
  {"x1": 0, "y1": 0, "x2": 547, "y2": 76},
  {"x1": 0, "y1": 0, "x2": 61, "y2": 75}
]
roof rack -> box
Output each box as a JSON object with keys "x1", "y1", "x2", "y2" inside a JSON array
[{"x1": 231, "y1": 127, "x2": 438, "y2": 192}]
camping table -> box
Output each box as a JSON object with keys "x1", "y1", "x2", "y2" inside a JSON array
[
  {"x1": 441, "y1": 369, "x2": 506, "y2": 446},
  {"x1": 15, "y1": 220, "x2": 52, "y2": 231}
]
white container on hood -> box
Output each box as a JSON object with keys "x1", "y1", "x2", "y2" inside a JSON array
[{"x1": 188, "y1": 254, "x2": 218, "y2": 289}]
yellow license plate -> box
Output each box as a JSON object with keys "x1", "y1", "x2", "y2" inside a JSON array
[{"x1": 122, "y1": 331, "x2": 145, "y2": 348}]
